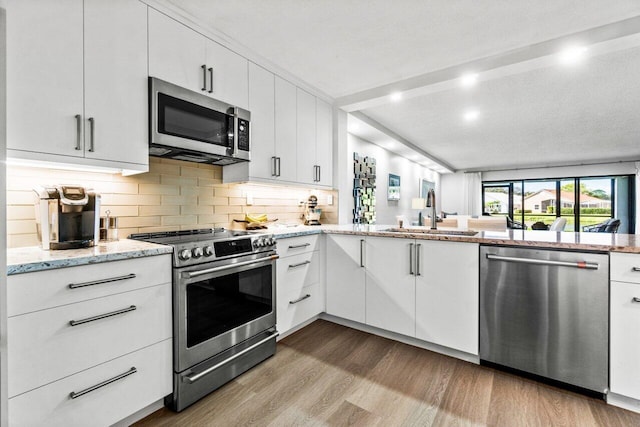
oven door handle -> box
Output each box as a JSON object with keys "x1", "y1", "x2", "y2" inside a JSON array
[
  {"x1": 182, "y1": 255, "x2": 279, "y2": 279},
  {"x1": 184, "y1": 330, "x2": 279, "y2": 384}
]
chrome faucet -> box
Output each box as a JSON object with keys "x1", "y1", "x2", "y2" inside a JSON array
[{"x1": 426, "y1": 189, "x2": 437, "y2": 230}]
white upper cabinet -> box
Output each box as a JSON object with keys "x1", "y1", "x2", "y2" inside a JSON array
[
  {"x1": 5, "y1": 0, "x2": 148, "y2": 172},
  {"x1": 296, "y1": 88, "x2": 317, "y2": 185},
  {"x1": 5, "y1": 0, "x2": 84, "y2": 158},
  {"x1": 205, "y1": 40, "x2": 249, "y2": 109},
  {"x1": 246, "y1": 62, "x2": 276, "y2": 179},
  {"x1": 84, "y1": 0, "x2": 148, "y2": 165},
  {"x1": 274, "y1": 76, "x2": 298, "y2": 182},
  {"x1": 148, "y1": 8, "x2": 248, "y2": 109},
  {"x1": 148, "y1": 8, "x2": 206, "y2": 93},
  {"x1": 315, "y1": 98, "x2": 333, "y2": 187}
]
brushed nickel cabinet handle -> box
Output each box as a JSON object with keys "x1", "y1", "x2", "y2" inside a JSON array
[
  {"x1": 290, "y1": 294, "x2": 311, "y2": 305},
  {"x1": 633, "y1": 267, "x2": 640, "y2": 272},
  {"x1": 360, "y1": 239, "x2": 365, "y2": 268},
  {"x1": 317, "y1": 165, "x2": 321, "y2": 182},
  {"x1": 75, "y1": 114, "x2": 82, "y2": 150},
  {"x1": 289, "y1": 260, "x2": 311, "y2": 269},
  {"x1": 68, "y1": 273, "x2": 136, "y2": 289},
  {"x1": 208, "y1": 67, "x2": 213, "y2": 93},
  {"x1": 88, "y1": 117, "x2": 95, "y2": 152},
  {"x1": 288, "y1": 243, "x2": 310, "y2": 249},
  {"x1": 69, "y1": 367, "x2": 137, "y2": 399},
  {"x1": 201, "y1": 64, "x2": 207, "y2": 91},
  {"x1": 632, "y1": 297, "x2": 640, "y2": 303},
  {"x1": 271, "y1": 156, "x2": 277, "y2": 176},
  {"x1": 409, "y1": 243, "x2": 415, "y2": 275},
  {"x1": 69, "y1": 305, "x2": 136, "y2": 327},
  {"x1": 276, "y1": 157, "x2": 281, "y2": 177},
  {"x1": 416, "y1": 243, "x2": 421, "y2": 276}
]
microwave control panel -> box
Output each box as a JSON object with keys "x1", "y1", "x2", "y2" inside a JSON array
[{"x1": 237, "y1": 119, "x2": 250, "y2": 151}]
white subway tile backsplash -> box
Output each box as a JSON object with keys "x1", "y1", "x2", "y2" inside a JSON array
[{"x1": 6, "y1": 157, "x2": 337, "y2": 248}]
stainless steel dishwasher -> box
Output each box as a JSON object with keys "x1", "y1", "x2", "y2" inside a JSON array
[{"x1": 480, "y1": 245, "x2": 609, "y2": 396}]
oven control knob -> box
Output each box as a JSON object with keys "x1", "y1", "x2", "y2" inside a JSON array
[
  {"x1": 267, "y1": 237, "x2": 276, "y2": 246},
  {"x1": 179, "y1": 249, "x2": 192, "y2": 260},
  {"x1": 192, "y1": 247, "x2": 203, "y2": 258},
  {"x1": 203, "y1": 246, "x2": 214, "y2": 257},
  {"x1": 256, "y1": 238, "x2": 266, "y2": 248}
]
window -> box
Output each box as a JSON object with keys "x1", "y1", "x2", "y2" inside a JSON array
[{"x1": 482, "y1": 175, "x2": 635, "y2": 232}]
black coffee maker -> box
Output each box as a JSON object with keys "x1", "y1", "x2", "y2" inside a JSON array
[{"x1": 34, "y1": 185, "x2": 101, "y2": 250}]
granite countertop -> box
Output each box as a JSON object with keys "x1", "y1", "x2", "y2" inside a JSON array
[
  {"x1": 271, "y1": 224, "x2": 640, "y2": 254},
  {"x1": 7, "y1": 239, "x2": 173, "y2": 275}
]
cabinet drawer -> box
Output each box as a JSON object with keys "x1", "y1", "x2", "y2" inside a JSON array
[
  {"x1": 276, "y1": 234, "x2": 319, "y2": 257},
  {"x1": 8, "y1": 339, "x2": 172, "y2": 427},
  {"x1": 8, "y1": 254, "x2": 171, "y2": 316},
  {"x1": 8, "y1": 284, "x2": 171, "y2": 398},
  {"x1": 277, "y1": 283, "x2": 323, "y2": 334},
  {"x1": 610, "y1": 280, "x2": 640, "y2": 400},
  {"x1": 611, "y1": 253, "x2": 640, "y2": 284},
  {"x1": 277, "y1": 251, "x2": 319, "y2": 293}
]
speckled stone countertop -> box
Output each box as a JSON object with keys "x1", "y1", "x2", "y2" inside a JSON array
[
  {"x1": 7, "y1": 239, "x2": 173, "y2": 275},
  {"x1": 271, "y1": 224, "x2": 640, "y2": 253}
]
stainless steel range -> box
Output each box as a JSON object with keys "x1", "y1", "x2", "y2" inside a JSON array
[{"x1": 130, "y1": 228, "x2": 278, "y2": 411}]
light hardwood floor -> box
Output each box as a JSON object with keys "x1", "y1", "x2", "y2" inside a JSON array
[{"x1": 135, "y1": 320, "x2": 640, "y2": 426}]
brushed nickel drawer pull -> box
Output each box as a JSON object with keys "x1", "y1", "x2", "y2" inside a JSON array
[
  {"x1": 290, "y1": 294, "x2": 311, "y2": 304},
  {"x1": 69, "y1": 367, "x2": 137, "y2": 399},
  {"x1": 289, "y1": 260, "x2": 311, "y2": 269},
  {"x1": 633, "y1": 267, "x2": 640, "y2": 272},
  {"x1": 288, "y1": 243, "x2": 310, "y2": 249},
  {"x1": 632, "y1": 297, "x2": 640, "y2": 303},
  {"x1": 69, "y1": 305, "x2": 136, "y2": 327},
  {"x1": 68, "y1": 273, "x2": 136, "y2": 289}
]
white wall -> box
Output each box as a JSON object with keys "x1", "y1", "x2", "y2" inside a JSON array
[
  {"x1": 346, "y1": 134, "x2": 440, "y2": 225},
  {"x1": 441, "y1": 172, "x2": 466, "y2": 215},
  {"x1": 0, "y1": 8, "x2": 7, "y2": 427}
]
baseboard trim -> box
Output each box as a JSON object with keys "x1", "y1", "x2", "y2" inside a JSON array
[
  {"x1": 111, "y1": 398, "x2": 165, "y2": 427},
  {"x1": 319, "y1": 313, "x2": 479, "y2": 365},
  {"x1": 607, "y1": 392, "x2": 640, "y2": 414}
]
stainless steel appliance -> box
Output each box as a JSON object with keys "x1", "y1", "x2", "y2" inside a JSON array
[
  {"x1": 33, "y1": 185, "x2": 100, "y2": 250},
  {"x1": 129, "y1": 228, "x2": 278, "y2": 412},
  {"x1": 480, "y1": 245, "x2": 609, "y2": 396},
  {"x1": 149, "y1": 77, "x2": 250, "y2": 166}
]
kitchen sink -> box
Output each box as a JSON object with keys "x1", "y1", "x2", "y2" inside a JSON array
[{"x1": 382, "y1": 228, "x2": 479, "y2": 236}]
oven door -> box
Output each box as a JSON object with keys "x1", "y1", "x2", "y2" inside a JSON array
[{"x1": 174, "y1": 253, "x2": 277, "y2": 372}]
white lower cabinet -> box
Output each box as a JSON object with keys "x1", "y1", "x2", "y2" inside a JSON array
[
  {"x1": 415, "y1": 241, "x2": 479, "y2": 355},
  {"x1": 8, "y1": 339, "x2": 172, "y2": 427},
  {"x1": 610, "y1": 252, "x2": 640, "y2": 401},
  {"x1": 365, "y1": 236, "x2": 415, "y2": 337},
  {"x1": 325, "y1": 234, "x2": 366, "y2": 323},
  {"x1": 325, "y1": 234, "x2": 479, "y2": 354},
  {"x1": 7, "y1": 255, "x2": 172, "y2": 425},
  {"x1": 276, "y1": 235, "x2": 323, "y2": 334}
]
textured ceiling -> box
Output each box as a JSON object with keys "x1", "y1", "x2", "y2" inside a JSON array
[{"x1": 164, "y1": 0, "x2": 640, "y2": 171}]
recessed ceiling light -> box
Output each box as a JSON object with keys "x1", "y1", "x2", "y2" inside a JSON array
[
  {"x1": 460, "y1": 73, "x2": 478, "y2": 88},
  {"x1": 558, "y1": 46, "x2": 588, "y2": 65},
  {"x1": 463, "y1": 110, "x2": 480, "y2": 122},
  {"x1": 390, "y1": 92, "x2": 402, "y2": 102}
]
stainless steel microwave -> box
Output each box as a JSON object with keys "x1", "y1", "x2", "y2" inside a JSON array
[{"x1": 149, "y1": 77, "x2": 250, "y2": 165}]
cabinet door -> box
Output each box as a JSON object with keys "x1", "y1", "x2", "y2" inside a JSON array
[
  {"x1": 610, "y1": 280, "x2": 640, "y2": 400},
  {"x1": 274, "y1": 77, "x2": 297, "y2": 182},
  {"x1": 326, "y1": 235, "x2": 365, "y2": 323},
  {"x1": 247, "y1": 62, "x2": 276, "y2": 179},
  {"x1": 206, "y1": 40, "x2": 249, "y2": 109},
  {"x1": 84, "y1": 0, "x2": 148, "y2": 166},
  {"x1": 296, "y1": 88, "x2": 317, "y2": 185},
  {"x1": 316, "y1": 98, "x2": 333, "y2": 187},
  {"x1": 148, "y1": 8, "x2": 205, "y2": 92},
  {"x1": 5, "y1": 0, "x2": 84, "y2": 157},
  {"x1": 365, "y1": 237, "x2": 416, "y2": 337},
  {"x1": 415, "y1": 241, "x2": 479, "y2": 354}
]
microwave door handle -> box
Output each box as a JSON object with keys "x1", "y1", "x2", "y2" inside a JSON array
[{"x1": 230, "y1": 110, "x2": 238, "y2": 156}]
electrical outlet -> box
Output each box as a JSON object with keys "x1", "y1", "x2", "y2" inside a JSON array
[
  {"x1": 327, "y1": 195, "x2": 333, "y2": 205},
  {"x1": 246, "y1": 192, "x2": 253, "y2": 205}
]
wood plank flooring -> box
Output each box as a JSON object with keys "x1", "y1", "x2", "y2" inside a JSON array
[{"x1": 134, "y1": 320, "x2": 640, "y2": 426}]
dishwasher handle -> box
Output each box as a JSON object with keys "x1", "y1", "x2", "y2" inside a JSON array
[{"x1": 486, "y1": 253, "x2": 599, "y2": 270}]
